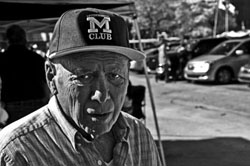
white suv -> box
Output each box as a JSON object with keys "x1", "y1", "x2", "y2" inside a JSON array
[{"x1": 184, "y1": 38, "x2": 250, "y2": 84}]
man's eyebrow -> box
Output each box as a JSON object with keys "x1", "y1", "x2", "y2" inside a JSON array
[
  {"x1": 73, "y1": 68, "x2": 92, "y2": 74},
  {"x1": 106, "y1": 66, "x2": 122, "y2": 71}
]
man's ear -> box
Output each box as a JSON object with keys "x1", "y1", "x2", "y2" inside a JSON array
[{"x1": 45, "y1": 60, "x2": 57, "y2": 95}]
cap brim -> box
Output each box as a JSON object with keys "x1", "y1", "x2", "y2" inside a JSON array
[{"x1": 48, "y1": 45, "x2": 145, "y2": 61}]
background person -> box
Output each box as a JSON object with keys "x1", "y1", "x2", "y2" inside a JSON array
[
  {"x1": 0, "y1": 8, "x2": 163, "y2": 166},
  {"x1": 156, "y1": 35, "x2": 171, "y2": 82},
  {"x1": 0, "y1": 24, "x2": 50, "y2": 124}
]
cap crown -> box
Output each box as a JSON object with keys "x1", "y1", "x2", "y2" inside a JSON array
[{"x1": 49, "y1": 8, "x2": 130, "y2": 58}]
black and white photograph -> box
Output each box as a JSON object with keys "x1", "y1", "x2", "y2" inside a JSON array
[{"x1": 0, "y1": 0, "x2": 249, "y2": 166}]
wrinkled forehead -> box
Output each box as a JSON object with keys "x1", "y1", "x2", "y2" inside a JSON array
[{"x1": 51, "y1": 51, "x2": 130, "y2": 72}]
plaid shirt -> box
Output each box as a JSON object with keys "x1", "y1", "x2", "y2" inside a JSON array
[{"x1": 0, "y1": 96, "x2": 163, "y2": 166}]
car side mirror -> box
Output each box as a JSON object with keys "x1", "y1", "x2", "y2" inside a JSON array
[{"x1": 235, "y1": 50, "x2": 244, "y2": 55}]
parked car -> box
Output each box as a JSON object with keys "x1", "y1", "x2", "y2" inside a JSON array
[
  {"x1": 184, "y1": 38, "x2": 250, "y2": 84},
  {"x1": 238, "y1": 63, "x2": 250, "y2": 85},
  {"x1": 158, "y1": 37, "x2": 230, "y2": 80},
  {"x1": 183, "y1": 37, "x2": 229, "y2": 60},
  {"x1": 153, "y1": 37, "x2": 226, "y2": 82}
]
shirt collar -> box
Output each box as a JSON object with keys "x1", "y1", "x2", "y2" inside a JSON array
[
  {"x1": 47, "y1": 96, "x2": 78, "y2": 150},
  {"x1": 112, "y1": 112, "x2": 130, "y2": 142},
  {"x1": 47, "y1": 96, "x2": 130, "y2": 150}
]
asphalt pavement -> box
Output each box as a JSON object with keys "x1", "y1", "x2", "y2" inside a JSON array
[{"x1": 129, "y1": 71, "x2": 250, "y2": 166}]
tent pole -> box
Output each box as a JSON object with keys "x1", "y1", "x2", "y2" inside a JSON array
[
  {"x1": 225, "y1": 0, "x2": 229, "y2": 32},
  {"x1": 213, "y1": 0, "x2": 219, "y2": 37},
  {"x1": 133, "y1": 15, "x2": 166, "y2": 166}
]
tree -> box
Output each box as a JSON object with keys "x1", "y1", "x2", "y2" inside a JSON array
[
  {"x1": 134, "y1": 0, "x2": 175, "y2": 38},
  {"x1": 134, "y1": 0, "x2": 237, "y2": 38}
]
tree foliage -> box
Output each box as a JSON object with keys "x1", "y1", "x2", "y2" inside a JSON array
[{"x1": 133, "y1": 0, "x2": 237, "y2": 38}]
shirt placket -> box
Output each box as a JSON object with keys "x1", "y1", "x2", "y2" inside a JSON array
[
  {"x1": 113, "y1": 139, "x2": 130, "y2": 166},
  {"x1": 75, "y1": 133, "x2": 108, "y2": 166}
]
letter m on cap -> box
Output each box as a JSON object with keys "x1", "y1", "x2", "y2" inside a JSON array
[{"x1": 87, "y1": 16, "x2": 112, "y2": 33}]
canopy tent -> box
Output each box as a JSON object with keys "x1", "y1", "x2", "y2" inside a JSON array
[
  {"x1": 0, "y1": 0, "x2": 134, "y2": 20},
  {"x1": 0, "y1": 1, "x2": 166, "y2": 165},
  {"x1": 0, "y1": 0, "x2": 135, "y2": 37}
]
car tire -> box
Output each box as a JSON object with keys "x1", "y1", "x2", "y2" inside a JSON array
[{"x1": 215, "y1": 68, "x2": 232, "y2": 84}]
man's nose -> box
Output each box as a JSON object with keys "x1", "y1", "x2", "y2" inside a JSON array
[
  {"x1": 91, "y1": 76, "x2": 110, "y2": 103},
  {"x1": 91, "y1": 90, "x2": 110, "y2": 103}
]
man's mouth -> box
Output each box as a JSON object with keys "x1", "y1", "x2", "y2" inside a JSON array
[
  {"x1": 90, "y1": 112, "x2": 110, "y2": 117},
  {"x1": 87, "y1": 108, "x2": 112, "y2": 121}
]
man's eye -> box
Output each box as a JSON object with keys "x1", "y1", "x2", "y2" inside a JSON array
[
  {"x1": 78, "y1": 74, "x2": 94, "y2": 84},
  {"x1": 107, "y1": 73, "x2": 124, "y2": 85}
]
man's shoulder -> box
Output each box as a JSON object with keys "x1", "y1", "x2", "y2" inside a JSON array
[
  {"x1": 121, "y1": 112, "x2": 148, "y2": 132},
  {"x1": 121, "y1": 112, "x2": 156, "y2": 146},
  {"x1": 0, "y1": 105, "x2": 51, "y2": 149}
]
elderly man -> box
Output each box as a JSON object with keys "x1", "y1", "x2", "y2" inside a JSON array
[{"x1": 0, "y1": 8, "x2": 163, "y2": 166}]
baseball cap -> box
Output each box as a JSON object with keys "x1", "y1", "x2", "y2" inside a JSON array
[{"x1": 47, "y1": 8, "x2": 145, "y2": 61}]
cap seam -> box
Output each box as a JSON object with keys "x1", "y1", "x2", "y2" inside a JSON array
[
  {"x1": 76, "y1": 10, "x2": 85, "y2": 49},
  {"x1": 56, "y1": 10, "x2": 73, "y2": 53}
]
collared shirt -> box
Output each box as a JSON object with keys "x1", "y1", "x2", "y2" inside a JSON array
[{"x1": 0, "y1": 96, "x2": 163, "y2": 166}]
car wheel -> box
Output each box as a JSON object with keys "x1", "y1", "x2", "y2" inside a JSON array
[{"x1": 215, "y1": 68, "x2": 232, "y2": 84}]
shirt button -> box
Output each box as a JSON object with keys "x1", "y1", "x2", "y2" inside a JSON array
[
  {"x1": 76, "y1": 134, "x2": 81, "y2": 140},
  {"x1": 97, "y1": 160, "x2": 102, "y2": 165}
]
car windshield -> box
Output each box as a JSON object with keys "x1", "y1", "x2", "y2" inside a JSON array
[{"x1": 208, "y1": 41, "x2": 240, "y2": 55}]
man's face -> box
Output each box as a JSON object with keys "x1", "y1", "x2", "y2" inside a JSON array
[{"x1": 52, "y1": 51, "x2": 129, "y2": 138}]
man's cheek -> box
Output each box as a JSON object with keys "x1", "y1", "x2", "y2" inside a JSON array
[{"x1": 115, "y1": 90, "x2": 126, "y2": 109}]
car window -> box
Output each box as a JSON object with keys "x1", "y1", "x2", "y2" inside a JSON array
[
  {"x1": 209, "y1": 41, "x2": 240, "y2": 55},
  {"x1": 237, "y1": 41, "x2": 250, "y2": 54},
  {"x1": 192, "y1": 38, "x2": 227, "y2": 55}
]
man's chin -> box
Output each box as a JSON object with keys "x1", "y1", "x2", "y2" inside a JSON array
[{"x1": 81, "y1": 123, "x2": 111, "y2": 139}]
